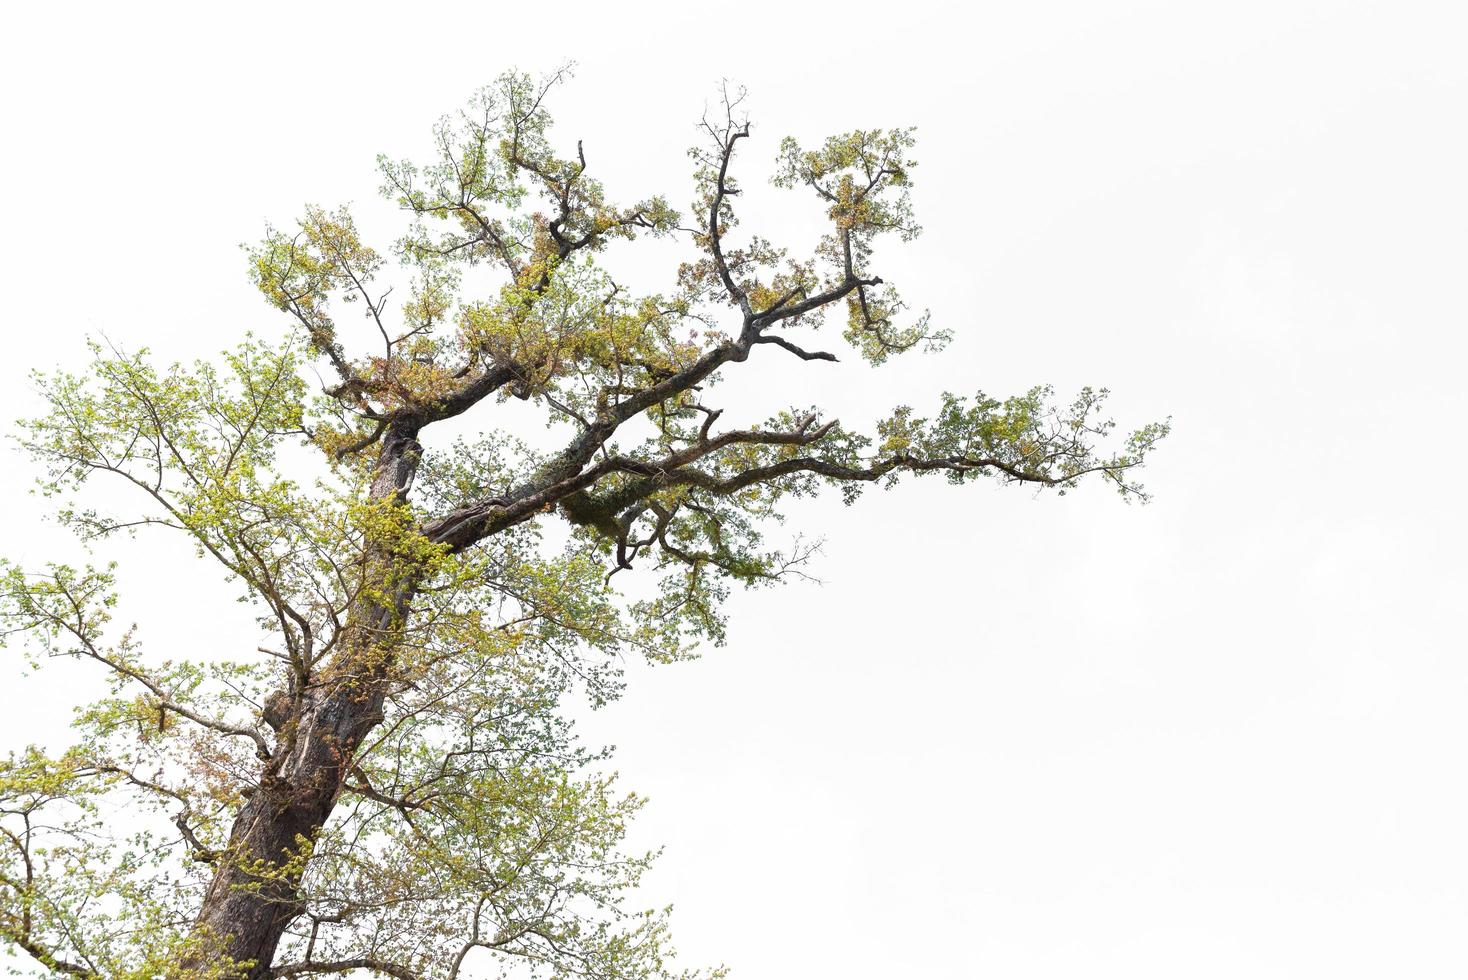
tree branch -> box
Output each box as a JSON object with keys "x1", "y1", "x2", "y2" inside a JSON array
[{"x1": 270, "y1": 959, "x2": 420, "y2": 980}]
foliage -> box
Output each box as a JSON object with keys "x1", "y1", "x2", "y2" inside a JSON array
[{"x1": 0, "y1": 68, "x2": 1166, "y2": 979}]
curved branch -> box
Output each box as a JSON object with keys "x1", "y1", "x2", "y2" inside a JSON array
[
  {"x1": 270, "y1": 959, "x2": 419, "y2": 980},
  {"x1": 754, "y1": 333, "x2": 838, "y2": 361}
]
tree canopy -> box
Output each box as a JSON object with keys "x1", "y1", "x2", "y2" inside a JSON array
[{"x1": 0, "y1": 69, "x2": 1167, "y2": 979}]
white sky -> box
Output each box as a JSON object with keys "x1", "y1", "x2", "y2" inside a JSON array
[{"x1": 2, "y1": 1, "x2": 1465, "y2": 977}]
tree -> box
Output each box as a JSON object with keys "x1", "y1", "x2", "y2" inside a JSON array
[{"x1": 0, "y1": 69, "x2": 1167, "y2": 979}]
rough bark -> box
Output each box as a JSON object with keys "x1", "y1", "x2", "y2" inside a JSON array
[
  {"x1": 177, "y1": 425, "x2": 422, "y2": 978},
  {"x1": 180, "y1": 684, "x2": 388, "y2": 975}
]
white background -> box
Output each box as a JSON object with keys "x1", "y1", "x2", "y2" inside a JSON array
[{"x1": 2, "y1": 1, "x2": 1466, "y2": 977}]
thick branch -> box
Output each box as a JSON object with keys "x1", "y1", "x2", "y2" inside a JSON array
[
  {"x1": 270, "y1": 959, "x2": 419, "y2": 980},
  {"x1": 0, "y1": 930, "x2": 99, "y2": 979}
]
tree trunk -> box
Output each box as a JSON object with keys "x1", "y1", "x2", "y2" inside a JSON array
[
  {"x1": 177, "y1": 424, "x2": 422, "y2": 978},
  {"x1": 178, "y1": 681, "x2": 388, "y2": 977}
]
